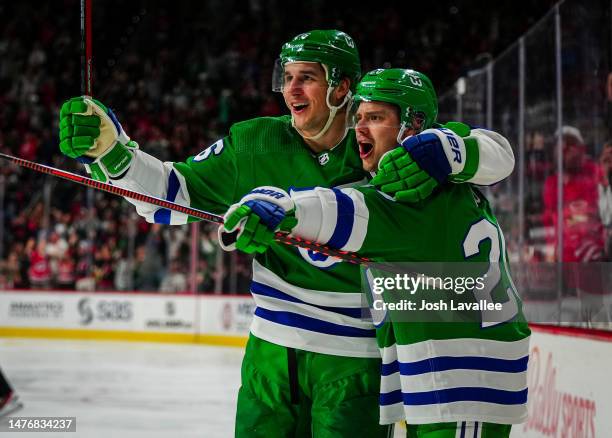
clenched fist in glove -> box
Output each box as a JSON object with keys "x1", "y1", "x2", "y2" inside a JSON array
[
  {"x1": 219, "y1": 187, "x2": 298, "y2": 254},
  {"x1": 371, "y1": 122, "x2": 477, "y2": 203},
  {"x1": 59, "y1": 96, "x2": 138, "y2": 182}
]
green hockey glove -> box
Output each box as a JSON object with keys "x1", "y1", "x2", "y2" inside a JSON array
[
  {"x1": 219, "y1": 187, "x2": 298, "y2": 254},
  {"x1": 371, "y1": 121, "x2": 474, "y2": 203},
  {"x1": 59, "y1": 96, "x2": 138, "y2": 183}
]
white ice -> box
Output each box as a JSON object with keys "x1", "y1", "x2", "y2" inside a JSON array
[
  {"x1": 0, "y1": 338, "x2": 406, "y2": 437},
  {"x1": 0, "y1": 338, "x2": 244, "y2": 438}
]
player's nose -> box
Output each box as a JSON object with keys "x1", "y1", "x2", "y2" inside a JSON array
[
  {"x1": 355, "y1": 119, "x2": 369, "y2": 133},
  {"x1": 285, "y1": 77, "x2": 303, "y2": 94}
]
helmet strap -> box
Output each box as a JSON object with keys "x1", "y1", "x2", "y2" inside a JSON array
[
  {"x1": 396, "y1": 113, "x2": 426, "y2": 144},
  {"x1": 292, "y1": 64, "x2": 351, "y2": 141},
  {"x1": 298, "y1": 87, "x2": 350, "y2": 141},
  {"x1": 396, "y1": 122, "x2": 409, "y2": 144}
]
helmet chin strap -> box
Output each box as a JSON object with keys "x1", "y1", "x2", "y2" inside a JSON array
[
  {"x1": 396, "y1": 122, "x2": 408, "y2": 144},
  {"x1": 396, "y1": 118, "x2": 424, "y2": 144},
  {"x1": 292, "y1": 64, "x2": 351, "y2": 142},
  {"x1": 292, "y1": 87, "x2": 351, "y2": 141}
]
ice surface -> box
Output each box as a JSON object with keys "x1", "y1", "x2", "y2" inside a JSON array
[{"x1": 0, "y1": 338, "x2": 243, "y2": 438}]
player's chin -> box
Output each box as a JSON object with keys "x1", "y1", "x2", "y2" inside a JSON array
[
  {"x1": 293, "y1": 114, "x2": 311, "y2": 131},
  {"x1": 361, "y1": 156, "x2": 377, "y2": 173},
  {"x1": 296, "y1": 119, "x2": 324, "y2": 137}
]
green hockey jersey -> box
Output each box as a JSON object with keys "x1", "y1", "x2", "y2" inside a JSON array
[
  {"x1": 114, "y1": 115, "x2": 517, "y2": 359},
  {"x1": 288, "y1": 183, "x2": 530, "y2": 425}
]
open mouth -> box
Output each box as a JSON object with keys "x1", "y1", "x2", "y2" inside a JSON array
[
  {"x1": 359, "y1": 142, "x2": 374, "y2": 159},
  {"x1": 291, "y1": 103, "x2": 309, "y2": 115}
]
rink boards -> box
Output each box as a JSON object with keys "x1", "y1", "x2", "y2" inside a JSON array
[
  {"x1": 1, "y1": 290, "x2": 611, "y2": 437},
  {"x1": 513, "y1": 325, "x2": 611, "y2": 438},
  {"x1": 0, "y1": 290, "x2": 253, "y2": 346}
]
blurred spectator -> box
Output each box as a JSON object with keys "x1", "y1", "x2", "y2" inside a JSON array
[
  {"x1": 159, "y1": 259, "x2": 188, "y2": 293},
  {"x1": 607, "y1": 72, "x2": 612, "y2": 136},
  {"x1": 46, "y1": 231, "x2": 68, "y2": 274},
  {"x1": 0, "y1": 0, "x2": 564, "y2": 294},
  {"x1": 75, "y1": 243, "x2": 95, "y2": 291},
  {"x1": 93, "y1": 244, "x2": 114, "y2": 290},
  {"x1": 540, "y1": 127, "x2": 608, "y2": 306},
  {"x1": 196, "y1": 259, "x2": 215, "y2": 293},
  {"x1": 113, "y1": 252, "x2": 133, "y2": 291},
  {"x1": 542, "y1": 126, "x2": 605, "y2": 262},
  {"x1": 27, "y1": 239, "x2": 51, "y2": 288},
  {"x1": 598, "y1": 140, "x2": 612, "y2": 257},
  {"x1": 3, "y1": 251, "x2": 23, "y2": 288},
  {"x1": 135, "y1": 225, "x2": 166, "y2": 290},
  {"x1": 55, "y1": 253, "x2": 76, "y2": 290}
]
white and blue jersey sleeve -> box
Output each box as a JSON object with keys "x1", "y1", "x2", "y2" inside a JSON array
[
  {"x1": 469, "y1": 129, "x2": 515, "y2": 185},
  {"x1": 456, "y1": 129, "x2": 515, "y2": 186},
  {"x1": 111, "y1": 149, "x2": 192, "y2": 225},
  {"x1": 290, "y1": 186, "x2": 370, "y2": 252}
]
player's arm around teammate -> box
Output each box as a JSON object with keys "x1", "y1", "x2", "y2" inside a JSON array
[{"x1": 220, "y1": 69, "x2": 529, "y2": 438}]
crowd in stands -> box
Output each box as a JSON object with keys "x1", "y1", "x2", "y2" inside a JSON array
[{"x1": 1, "y1": 0, "x2": 605, "y2": 294}]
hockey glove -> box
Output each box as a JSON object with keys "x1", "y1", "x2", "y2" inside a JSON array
[
  {"x1": 218, "y1": 187, "x2": 298, "y2": 254},
  {"x1": 371, "y1": 122, "x2": 476, "y2": 203},
  {"x1": 59, "y1": 96, "x2": 138, "y2": 183}
]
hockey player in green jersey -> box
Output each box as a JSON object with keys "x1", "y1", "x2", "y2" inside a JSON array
[
  {"x1": 58, "y1": 29, "x2": 517, "y2": 437},
  {"x1": 221, "y1": 68, "x2": 530, "y2": 438}
]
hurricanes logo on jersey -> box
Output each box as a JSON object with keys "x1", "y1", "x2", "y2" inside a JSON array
[{"x1": 298, "y1": 247, "x2": 340, "y2": 269}]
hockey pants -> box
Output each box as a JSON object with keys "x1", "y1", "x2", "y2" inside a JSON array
[{"x1": 235, "y1": 334, "x2": 392, "y2": 438}]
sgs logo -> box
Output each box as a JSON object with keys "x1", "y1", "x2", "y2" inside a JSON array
[{"x1": 78, "y1": 298, "x2": 133, "y2": 325}]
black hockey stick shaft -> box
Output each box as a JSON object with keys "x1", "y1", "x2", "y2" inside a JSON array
[{"x1": 81, "y1": 0, "x2": 92, "y2": 96}]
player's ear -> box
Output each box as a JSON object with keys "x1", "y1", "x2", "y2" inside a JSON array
[
  {"x1": 332, "y1": 77, "x2": 351, "y2": 104},
  {"x1": 411, "y1": 113, "x2": 425, "y2": 133}
]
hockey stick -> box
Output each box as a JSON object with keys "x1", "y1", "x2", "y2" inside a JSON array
[
  {"x1": 0, "y1": 153, "x2": 373, "y2": 265},
  {"x1": 81, "y1": 0, "x2": 96, "y2": 276},
  {"x1": 81, "y1": 0, "x2": 92, "y2": 97}
]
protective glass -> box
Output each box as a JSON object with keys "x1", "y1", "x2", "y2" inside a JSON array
[{"x1": 271, "y1": 58, "x2": 284, "y2": 92}]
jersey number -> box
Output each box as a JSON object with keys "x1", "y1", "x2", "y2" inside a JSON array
[
  {"x1": 463, "y1": 218, "x2": 519, "y2": 327},
  {"x1": 194, "y1": 139, "x2": 224, "y2": 162},
  {"x1": 365, "y1": 218, "x2": 519, "y2": 328}
]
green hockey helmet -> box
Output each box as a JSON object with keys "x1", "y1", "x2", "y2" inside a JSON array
[
  {"x1": 274, "y1": 30, "x2": 362, "y2": 141},
  {"x1": 351, "y1": 68, "x2": 438, "y2": 136},
  {"x1": 272, "y1": 29, "x2": 362, "y2": 92}
]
